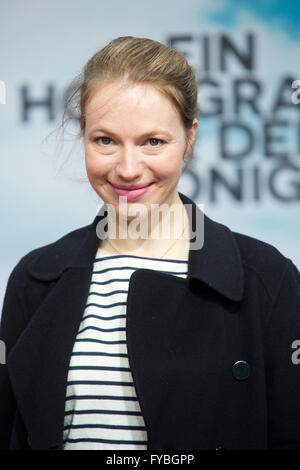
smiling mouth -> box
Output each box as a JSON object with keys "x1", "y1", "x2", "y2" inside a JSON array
[
  {"x1": 109, "y1": 181, "x2": 153, "y2": 200},
  {"x1": 109, "y1": 182, "x2": 153, "y2": 190}
]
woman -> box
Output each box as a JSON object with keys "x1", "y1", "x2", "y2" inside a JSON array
[{"x1": 1, "y1": 36, "x2": 300, "y2": 451}]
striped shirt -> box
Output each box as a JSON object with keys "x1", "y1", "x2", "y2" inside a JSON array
[{"x1": 63, "y1": 249, "x2": 188, "y2": 450}]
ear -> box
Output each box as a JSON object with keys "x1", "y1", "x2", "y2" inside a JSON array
[{"x1": 183, "y1": 118, "x2": 198, "y2": 159}]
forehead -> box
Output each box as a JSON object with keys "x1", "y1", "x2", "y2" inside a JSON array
[{"x1": 84, "y1": 80, "x2": 183, "y2": 131}]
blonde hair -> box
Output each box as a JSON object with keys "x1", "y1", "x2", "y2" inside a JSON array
[{"x1": 63, "y1": 36, "x2": 198, "y2": 138}]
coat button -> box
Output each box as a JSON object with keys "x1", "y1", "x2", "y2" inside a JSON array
[{"x1": 233, "y1": 360, "x2": 250, "y2": 381}]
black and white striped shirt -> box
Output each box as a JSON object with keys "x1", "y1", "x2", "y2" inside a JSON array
[{"x1": 63, "y1": 249, "x2": 188, "y2": 450}]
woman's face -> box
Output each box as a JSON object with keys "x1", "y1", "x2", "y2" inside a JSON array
[{"x1": 84, "y1": 79, "x2": 198, "y2": 221}]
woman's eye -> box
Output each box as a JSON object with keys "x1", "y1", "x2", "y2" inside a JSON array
[
  {"x1": 148, "y1": 138, "x2": 162, "y2": 146},
  {"x1": 97, "y1": 137, "x2": 112, "y2": 145}
]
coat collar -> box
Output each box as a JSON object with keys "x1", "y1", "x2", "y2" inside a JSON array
[{"x1": 27, "y1": 192, "x2": 244, "y2": 302}]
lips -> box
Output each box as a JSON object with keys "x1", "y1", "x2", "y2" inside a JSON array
[
  {"x1": 110, "y1": 182, "x2": 152, "y2": 190},
  {"x1": 109, "y1": 181, "x2": 153, "y2": 200}
]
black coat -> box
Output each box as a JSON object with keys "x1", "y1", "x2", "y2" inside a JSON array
[{"x1": 1, "y1": 192, "x2": 300, "y2": 450}]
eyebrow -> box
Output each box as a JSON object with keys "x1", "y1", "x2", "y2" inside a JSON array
[{"x1": 89, "y1": 127, "x2": 173, "y2": 139}]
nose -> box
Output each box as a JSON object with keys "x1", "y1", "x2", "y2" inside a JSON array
[{"x1": 115, "y1": 145, "x2": 143, "y2": 180}]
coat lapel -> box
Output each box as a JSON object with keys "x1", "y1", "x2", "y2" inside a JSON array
[
  {"x1": 7, "y1": 266, "x2": 94, "y2": 449},
  {"x1": 125, "y1": 269, "x2": 230, "y2": 450},
  {"x1": 7, "y1": 213, "x2": 102, "y2": 449}
]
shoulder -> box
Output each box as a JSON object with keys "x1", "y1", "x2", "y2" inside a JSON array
[
  {"x1": 233, "y1": 228, "x2": 287, "y2": 267},
  {"x1": 7, "y1": 222, "x2": 93, "y2": 285},
  {"x1": 181, "y1": 192, "x2": 299, "y2": 302},
  {"x1": 1, "y1": 222, "x2": 94, "y2": 343},
  {"x1": 230, "y1": 227, "x2": 299, "y2": 301}
]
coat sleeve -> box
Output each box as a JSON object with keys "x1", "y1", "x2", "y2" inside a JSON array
[
  {"x1": 265, "y1": 258, "x2": 300, "y2": 449},
  {"x1": 0, "y1": 262, "x2": 29, "y2": 449}
]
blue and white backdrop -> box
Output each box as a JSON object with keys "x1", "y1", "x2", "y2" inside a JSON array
[{"x1": 1, "y1": 0, "x2": 300, "y2": 311}]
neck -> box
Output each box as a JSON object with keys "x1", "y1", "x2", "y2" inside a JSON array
[{"x1": 102, "y1": 192, "x2": 190, "y2": 256}]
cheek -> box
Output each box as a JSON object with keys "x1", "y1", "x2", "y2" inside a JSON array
[
  {"x1": 85, "y1": 147, "x2": 109, "y2": 178},
  {"x1": 155, "y1": 149, "x2": 183, "y2": 179}
]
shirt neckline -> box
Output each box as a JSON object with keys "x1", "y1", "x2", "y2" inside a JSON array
[{"x1": 96, "y1": 250, "x2": 189, "y2": 263}]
